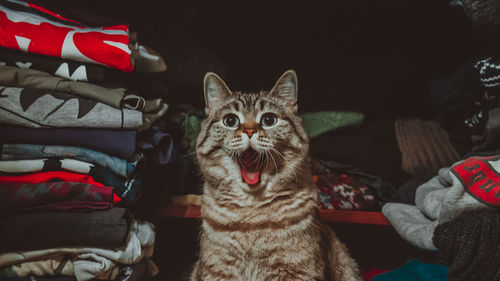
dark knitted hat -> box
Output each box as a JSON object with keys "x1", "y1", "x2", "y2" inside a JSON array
[
  {"x1": 475, "y1": 57, "x2": 500, "y2": 96},
  {"x1": 433, "y1": 209, "x2": 500, "y2": 281}
]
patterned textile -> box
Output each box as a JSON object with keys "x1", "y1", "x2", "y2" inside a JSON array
[
  {"x1": 0, "y1": 158, "x2": 143, "y2": 205},
  {"x1": 0, "y1": 86, "x2": 143, "y2": 129},
  {"x1": 0, "y1": 220, "x2": 156, "y2": 281},
  {"x1": 0, "y1": 0, "x2": 134, "y2": 72},
  {"x1": 0, "y1": 181, "x2": 115, "y2": 213},
  {"x1": 0, "y1": 143, "x2": 139, "y2": 177},
  {"x1": 314, "y1": 171, "x2": 377, "y2": 211},
  {"x1": 0, "y1": 45, "x2": 126, "y2": 83}
]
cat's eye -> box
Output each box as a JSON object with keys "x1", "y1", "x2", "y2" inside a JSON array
[
  {"x1": 223, "y1": 114, "x2": 240, "y2": 128},
  {"x1": 261, "y1": 113, "x2": 277, "y2": 127}
]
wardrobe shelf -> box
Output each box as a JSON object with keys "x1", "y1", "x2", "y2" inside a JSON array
[{"x1": 159, "y1": 204, "x2": 391, "y2": 226}]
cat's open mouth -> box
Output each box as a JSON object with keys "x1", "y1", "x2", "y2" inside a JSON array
[{"x1": 238, "y1": 148, "x2": 263, "y2": 185}]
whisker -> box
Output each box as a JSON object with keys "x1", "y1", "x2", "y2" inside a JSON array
[
  {"x1": 266, "y1": 149, "x2": 279, "y2": 175},
  {"x1": 179, "y1": 151, "x2": 197, "y2": 159},
  {"x1": 271, "y1": 148, "x2": 298, "y2": 184}
]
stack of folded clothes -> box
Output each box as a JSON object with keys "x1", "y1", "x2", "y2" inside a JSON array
[{"x1": 0, "y1": 1, "x2": 171, "y2": 280}]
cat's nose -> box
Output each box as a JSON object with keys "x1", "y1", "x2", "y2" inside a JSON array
[{"x1": 243, "y1": 128, "x2": 256, "y2": 137}]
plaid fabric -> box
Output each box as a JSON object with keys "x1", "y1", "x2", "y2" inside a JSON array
[{"x1": 314, "y1": 171, "x2": 377, "y2": 211}]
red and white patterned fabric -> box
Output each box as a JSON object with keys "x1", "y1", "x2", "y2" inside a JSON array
[{"x1": 0, "y1": 0, "x2": 134, "y2": 72}]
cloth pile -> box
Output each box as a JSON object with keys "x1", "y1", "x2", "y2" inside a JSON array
[
  {"x1": 379, "y1": 1, "x2": 500, "y2": 278},
  {"x1": 309, "y1": 118, "x2": 410, "y2": 211},
  {"x1": 0, "y1": 1, "x2": 171, "y2": 280}
]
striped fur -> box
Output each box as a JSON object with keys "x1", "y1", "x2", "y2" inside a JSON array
[{"x1": 192, "y1": 71, "x2": 361, "y2": 281}]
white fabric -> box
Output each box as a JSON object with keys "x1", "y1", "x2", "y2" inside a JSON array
[{"x1": 0, "y1": 220, "x2": 155, "y2": 281}]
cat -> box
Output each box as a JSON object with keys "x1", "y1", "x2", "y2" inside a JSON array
[{"x1": 191, "y1": 70, "x2": 362, "y2": 281}]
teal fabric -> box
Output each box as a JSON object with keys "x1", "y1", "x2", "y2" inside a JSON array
[
  {"x1": 372, "y1": 259, "x2": 420, "y2": 281},
  {"x1": 373, "y1": 259, "x2": 448, "y2": 281},
  {"x1": 413, "y1": 263, "x2": 448, "y2": 281}
]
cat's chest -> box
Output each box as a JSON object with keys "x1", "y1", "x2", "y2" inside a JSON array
[{"x1": 203, "y1": 215, "x2": 318, "y2": 259}]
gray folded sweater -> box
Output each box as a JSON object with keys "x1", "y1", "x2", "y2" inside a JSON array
[{"x1": 0, "y1": 86, "x2": 142, "y2": 129}]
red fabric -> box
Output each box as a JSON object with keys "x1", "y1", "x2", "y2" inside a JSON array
[
  {"x1": 314, "y1": 172, "x2": 377, "y2": 211},
  {"x1": 0, "y1": 1, "x2": 133, "y2": 72},
  {"x1": 0, "y1": 181, "x2": 114, "y2": 213},
  {"x1": 361, "y1": 268, "x2": 389, "y2": 281},
  {"x1": 0, "y1": 170, "x2": 103, "y2": 185},
  {"x1": 451, "y1": 155, "x2": 500, "y2": 207},
  {"x1": 26, "y1": 3, "x2": 81, "y2": 24},
  {"x1": 0, "y1": 171, "x2": 121, "y2": 203}
]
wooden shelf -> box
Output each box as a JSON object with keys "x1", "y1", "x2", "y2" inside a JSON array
[
  {"x1": 318, "y1": 209, "x2": 391, "y2": 225},
  {"x1": 159, "y1": 204, "x2": 391, "y2": 226}
]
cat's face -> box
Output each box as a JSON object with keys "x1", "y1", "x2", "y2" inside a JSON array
[{"x1": 196, "y1": 70, "x2": 309, "y2": 194}]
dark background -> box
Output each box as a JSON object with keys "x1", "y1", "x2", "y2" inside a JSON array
[{"x1": 41, "y1": 0, "x2": 478, "y2": 117}]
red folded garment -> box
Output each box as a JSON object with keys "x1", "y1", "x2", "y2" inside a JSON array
[
  {"x1": 0, "y1": 170, "x2": 103, "y2": 185},
  {"x1": 0, "y1": 170, "x2": 122, "y2": 204},
  {"x1": 0, "y1": 1, "x2": 133, "y2": 72},
  {"x1": 0, "y1": 181, "x2": 115, "y2": 214},
  {"x1": 362, "y1": 268, "x2": 389, "y2": 281}
]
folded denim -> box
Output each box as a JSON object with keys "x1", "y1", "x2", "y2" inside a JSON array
[
  {"x1": 0, "y1": 143, "x2": 139, "y2": 177},
  {"x1": 0, "y1": 125, "x2": 136, "y2": 160}
]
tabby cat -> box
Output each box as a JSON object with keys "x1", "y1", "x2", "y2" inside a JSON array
[{"x1": 191, "y1": 70, "x2": 361, "y2": 281}]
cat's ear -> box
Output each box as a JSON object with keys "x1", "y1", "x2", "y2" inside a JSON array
[
  {"x1": 204, "y1": 72, "x2": 233, "y2": 115},
  {"x1": 269, "y1": 70, "x2": 298, "y2": 112}
]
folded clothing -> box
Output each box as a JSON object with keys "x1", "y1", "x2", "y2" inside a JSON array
[
  {"x1": 0, "y1": 277, "x2": 77, "y2": 281},
  {"x1": 0, "y1": 181, "x2": 116, "y2": 213},
  {"x1": 0, "y1": 257, "x2": 151, "y2": 281},
  {"x1": 0, "y1": 86, "x2": 144, "y2": 129},
  {"x1": 0, "y1": 0, "x2": 134, "y2": 72},
  {"x1": 0, "y1": 220, "x2": 156, "y2": 281},
  {"x1": 0, "y1": 65, "x2": 168, "y2": 115},
  {"x1": 0, "y1": 158, "x2": 142, "y2": 205},
  {"x1": 0, "y1": 125, "x2": 136, "y2": 160},
  {"x1": 433, "y1": 209, "x2": 500, "y2": 281},
  {"x1": 0, "y1": 208, "x2": 131, "y2": 252},
  {"x1": 0, "y1": 170, "x2": 100, "y2": 185},
  {"x1": 0, "y1": 46, "x2": 128, "y2": 83},
  {"x1": 0, "y1": 143, "x2": 139, "y2": 177}
]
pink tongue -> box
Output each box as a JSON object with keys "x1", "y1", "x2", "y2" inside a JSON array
[
  {"x1": 240, "y1": 149, "x2": 261, "y2": 185},
  {"x1": 241, "y1": 167, "x2": 260, "y2": 185}
]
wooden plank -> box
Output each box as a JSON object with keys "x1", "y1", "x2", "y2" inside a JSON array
[
  {"x1": 318, "y1": 209, "x2": 391, "y2": 226},
  {"x1": 159, "y1": 204, "x2": 391, "y2": 226},
  {"x1": 159, "y1": 204, "x2": 201, "y2": 218}
]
